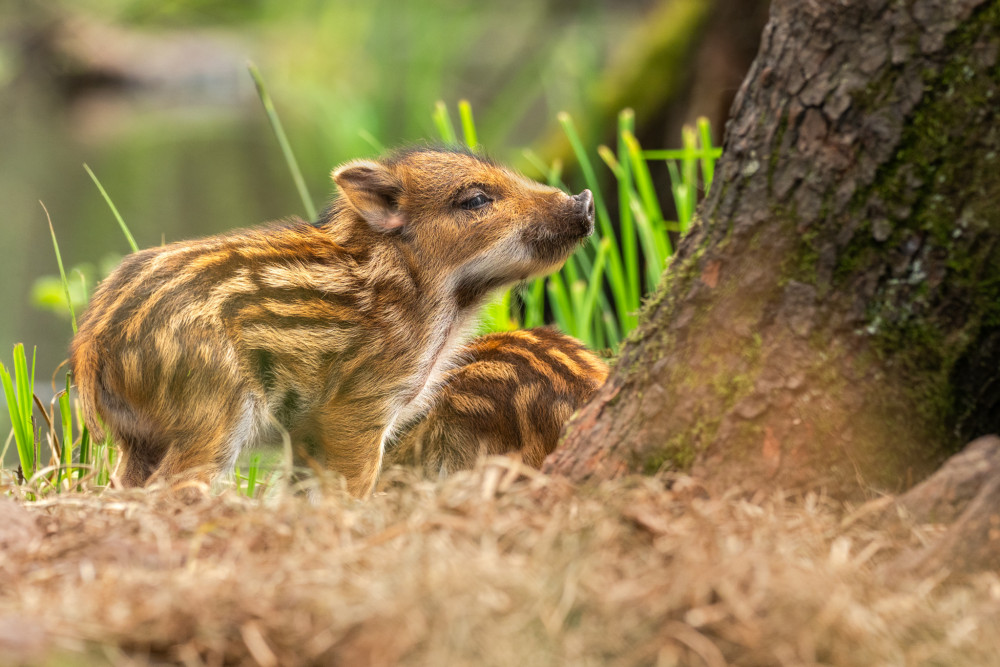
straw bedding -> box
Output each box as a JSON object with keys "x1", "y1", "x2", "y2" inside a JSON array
[{"x1": 3, "y1": 461, "x2": 999, "y2": 666}]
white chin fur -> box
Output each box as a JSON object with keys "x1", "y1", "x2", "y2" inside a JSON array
[{"x1": 451, "y1": 235, "x2": 547, "y2": 290}]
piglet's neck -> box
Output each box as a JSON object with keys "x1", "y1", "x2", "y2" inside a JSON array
[
  {"x1": 321, "y1": 205, "x2": 384, "y2": 254},
  {"x1": 322, "y1": 206, "x2": 472, "y2": 324}
]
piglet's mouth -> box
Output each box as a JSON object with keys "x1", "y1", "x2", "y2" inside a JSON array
[{"x1": 524, "y1": 237, "x2": 588, "y2": 271}]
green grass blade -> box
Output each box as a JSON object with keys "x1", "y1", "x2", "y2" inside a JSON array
[
  {"x1": 247, "y1": 62, "x2": 318, "y2": 221},
  {"x1": 83, "y1": 164, "x2": 139, "y2": 253},
  {"x1": 697, "y1": 116, "x2": 716, "y2": 194},
  {"x1": 577, "y1": 238, "x2": 611, "y2": 345},
  {"x1": 598, "y1": 141, "x2": 641, "y2": 333},
  {"x1": 591, "y1": 315, "x2": 606, "y2": 350},
  {"x1": 558, "y1": 112, "x2": 630, "y2": 334},
  {"x1": 546, "y1": 159, "x2": 565, "y2": 189},
  {"x1": 602, "y1": 311, "x2": 621, "y2": 349},
  {"x1": 458, "y1": 100, "x2": 478, "y2": 149},
  {"x1": 79, "y1": 424, "x2": 91, "y2": 473},
  {"x1": 557, "y1": 113, "x2": 613, "y2": 238},
  {"x1": 522, "y1": 150, "x2": 568, "y2": 190},
  {"x1": 629, "y1": 199, "x2": 667, "y2": 291},
  {"x1": 569, "y1": 279, "x2": 587, "y2": 341},
  {"x1": 501, "y1": 288, "x2": 518, "y2": 329},
  {"x1": 681, "y1": 125, "x2": 699, "y2": 191},
  {"x1": 0, "y1": 364, "x2": 26, "y2": 473},
  {"x1": 523, "y1": 278, "x2": 546, "y2": 329},
  {"x1": 602, "y1": 139, "x2": 672, "y2": 303},
  {"x1": 75, "y1": 270, "x2": 89, "y2": 310},
  {"x1": 642, "y1": 148, "x2": 724, "y2": 160},
  {"x1": 652, "y1": 217, "x2": 672, "y2": 266},
  {"x1": 28, "y1": 347, "x2": 37, "y2": 474},
  {"x1": 617, "y1": 109, "x2": 640, "y2": 318},
  {"x1": 95, "y1": 436, "x2": 114, "y2": 487},
  {"x1": 594, "y1": 290, "x2": 616, "y2": 348},
  {"x1": 665, "y1": 160, "x2": 694, "y2": 234},
  {"x1": 358, "y1": 129, "x2": 386, "y2": 154},
  {"x1": 679, "y1": 125, "x2": 700, "y2": 232},
  {"x1": 61, "y1": 373, "x2": 73, "y2": 445},
  {"x1": 676, "y1": 183, "x2": 694, "y2": 232},
  {"x1": 247, "y1": 453, "x2": 261, "y2": 498},
  {"x1": 598, "y1": 146, "x2": 623, "y2": 179},
  {"x1": 1, "y1": 344, "x2": 36, "y2": 479},
  {"x1": 432, "y1": 101, "x2": 458, "y2": 145},
  {"x1": 622, "y1": 132, "x2": 665, "y2": 225},
  {"x1": 16, "y1": 345, "x2": 31, "y2": 435},
  {"x1": 546, "y1": 273, "x2": 575, "y2": 335},
  {"x1": 562, "y1": 249, "x2": 581, "y2": 286},
  {"x1": 39, "y1": 201, "x2": 78, "y2": 334},
  {"x1": 58, "y1": 374, "x2": 73, "y2": 486}
]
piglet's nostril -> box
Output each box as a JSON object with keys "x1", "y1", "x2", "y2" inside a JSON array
[{"x1": 574, "y1": 189, "x2": 595, "y2": 221}]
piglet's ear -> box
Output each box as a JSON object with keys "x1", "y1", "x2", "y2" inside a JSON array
[{"x1": 332, "y1": 160, "x2": 406, "y2": 232}]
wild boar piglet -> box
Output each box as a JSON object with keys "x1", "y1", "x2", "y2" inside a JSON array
[
  {"x1": 71, "y1": 148, "x2": 595, "y2": 496},
  {"x1": 385, "y1": 327, "x2": 608, "y2": 476}
]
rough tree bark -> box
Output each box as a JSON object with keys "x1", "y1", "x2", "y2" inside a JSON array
[{"x1": 547, "y1": 0, "x2": 1000, "y2": 500}]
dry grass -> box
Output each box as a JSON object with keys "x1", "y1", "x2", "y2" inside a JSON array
[{"x1": 3, "y1": 461, "x2": 1000, "y2": 666}]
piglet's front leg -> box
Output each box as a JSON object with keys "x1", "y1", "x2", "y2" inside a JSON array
[{"x1": 293, "y1": 402, "x2": 390, "y2": 497}]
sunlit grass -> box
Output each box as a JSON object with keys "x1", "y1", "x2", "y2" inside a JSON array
[{"x1": 84, "y1": 163, "x2": 139, "y2": 254}]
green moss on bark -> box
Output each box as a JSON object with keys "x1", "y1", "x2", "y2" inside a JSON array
[
  {"x1": 837, "y1": 1, "x2": 1000, "y2": 453},
  {"x1": 556, "y1": 1, "x2": 1000, "y2": 495}
]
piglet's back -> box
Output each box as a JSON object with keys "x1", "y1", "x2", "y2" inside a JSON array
[{"x1": 69, "y1": 221, "x2": 363, "y2": 486}]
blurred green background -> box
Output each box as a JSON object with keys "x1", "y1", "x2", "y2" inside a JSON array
[{"x1": 0, "y1": 0, "x2": 768, "y2": 387}]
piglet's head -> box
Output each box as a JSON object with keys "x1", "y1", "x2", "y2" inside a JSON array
[{"x1": 333, "y1": 148, "x2": 594, "y2": 308}]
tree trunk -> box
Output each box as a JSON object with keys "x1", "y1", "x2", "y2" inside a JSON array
[{"x1": 547, "y1": 0, "x2": 1000, "y2": 499}]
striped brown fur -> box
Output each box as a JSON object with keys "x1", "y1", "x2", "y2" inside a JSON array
[
  {"x1": 384, "y1": 327, "x2": 608, "y2": 475},
  {"x1": 70, "y1": 148, "x2": 595, "y2": 496}
]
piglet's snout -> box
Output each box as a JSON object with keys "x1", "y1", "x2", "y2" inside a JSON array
[
  {"x1": 574, "y1": 189, "x2": 595, "y2": 222},
  {"x1": 573, "y1": 189, "x2": 595, "y2": 235},
  {"x1": 522, "y1": 188, "x2": 596, "y2": 253}
]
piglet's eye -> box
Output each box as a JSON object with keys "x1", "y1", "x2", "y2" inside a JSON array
[{"x1": 460, "y1": 194, "x2": 491, "y2": 211}]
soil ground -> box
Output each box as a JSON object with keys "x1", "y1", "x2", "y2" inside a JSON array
[{"x1": 3, "y1": 461, "x2": 1000, "y2": 666}]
